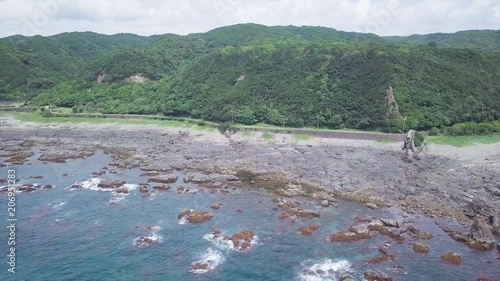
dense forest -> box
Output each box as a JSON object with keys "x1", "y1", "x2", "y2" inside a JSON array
[{"x1": 1, "y1": 24, "x2": 499, "y2": 131}]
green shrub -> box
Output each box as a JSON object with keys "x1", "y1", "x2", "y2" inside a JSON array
[
  {"x1": 429, "y1": 127, "x2": 440, "y2": 136},
  {"x1": 218, "y1": 122, "x2": 238, "y2": 134},
  {"x1": 414, "y1": 131, "x2": 425, "y2": 147}
]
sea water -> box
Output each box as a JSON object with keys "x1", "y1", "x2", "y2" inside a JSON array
[{"x1": 0, "y1": 152, "x2": 498, "y2": 281}]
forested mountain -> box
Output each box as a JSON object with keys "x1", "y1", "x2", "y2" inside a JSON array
[
  {"x1": 386, "y1": 30, "x2": 500, "y2": 52},
  {"x1": 1, "y1": 24, "x2": 499, "y2": 131}
]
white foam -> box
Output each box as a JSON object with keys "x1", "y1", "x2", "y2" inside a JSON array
[
  {"x1": 203, "y1": 232, "x2": 258, "y2": 252},
  {"x1": 298, "y1": 259, "x2": 352, "y2": 281},
  {"x1": 203, "y1": 233, "x2": 235, "y2": 251},
  {"x1": 112, "y1": 184, "x2": 138, "y2": 196},
  {"x1": 190, "y1": 248, "x2": 225, "y2": 274},
  {"x1": 149, "y1": 226, "x2": 162, "y2": 232},
  {"x1": 108, "y1": 197, "x2": 125, "y2": 205},
  {"x1": 68, "y1": 179, "x2": 139, "y2": 194},
  {"x1": 178, "y1": 217, "x2": 188, "y2": 225}
]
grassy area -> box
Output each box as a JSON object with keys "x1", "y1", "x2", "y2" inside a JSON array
[
  {"x1": 292, "y1": 134, "x2": 314, "y2": 142},
  {"x1": 376, "y1": 139, "x2": 398, "y2": 144},
  {"x1": 261, "y1": 132, "x2": 276, "y2": 141},
  {"x1": 236, "y1": 123, "x2": 387, "y2": 134},
  {"x1": 242, "y1": 131, "x2": 254, "y2": 138},
  {"x1": 11, "y1": 112, "x2": 216, "y2": 130},
  {"x1": 428, "y1": 135, "x2": 500, "y2": 147}
]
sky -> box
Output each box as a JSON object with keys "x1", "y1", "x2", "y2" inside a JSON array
[{"x1": 0, "y1": 0, "x2": 498, "y2": 38}]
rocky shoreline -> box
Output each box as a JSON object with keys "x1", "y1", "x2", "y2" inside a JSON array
[{"x1": 1, "y1": 118, "x2": 500, "y2": 256}]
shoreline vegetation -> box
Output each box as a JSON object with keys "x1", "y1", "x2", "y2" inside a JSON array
[{"x1": 5, "y1": 111, "x2": 500, "y2": 147}]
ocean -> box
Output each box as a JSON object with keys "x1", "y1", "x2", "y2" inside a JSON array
[{"x1": 1, "y1": 152, "x2": 499, "y2": 281}]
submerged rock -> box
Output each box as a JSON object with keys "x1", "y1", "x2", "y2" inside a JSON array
[
  {"x1": 441, "y1": 252, "x2": 462, "y2": 266},
  {"x1": 224, "y1": 230, "x2": 255, "y2": 252},
  {"x1": 364, "y1": 268, "x2": 393, "y2": 281},
  {"x1": 298, "y1": 225, "x2": 320, "y2": 236},
  {"x1": 441, "y1": 253, "x2": 462, "y2": 266},
  {"x1": 178, "y1": 210, "x2": 213, "y2": 224},
  {"x1": 134, "y1": 235, "x2": 161, "y2": 248},
  {"x1": 115, "y1": 188, "x2": 129, "y2": 195},
  {"x1": 413, "y1": 242, "x2": 430, "y2": 254},
  {"x1": 211, "y1": 203, "x2": 222, "y2": 210},
  {"x1": 329, "y1": 231, "x2": 372, "y2": 243},
  {"x1": 139, "y1": 185, "x2": 149, "y2": 193},
  {"x1": 340, "y1": 274, "x2": 355, "y2": 281}
]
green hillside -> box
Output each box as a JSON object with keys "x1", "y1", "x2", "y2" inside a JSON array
[{"x1": 1, "y1": 24, "x2": 499, "y2": 131}]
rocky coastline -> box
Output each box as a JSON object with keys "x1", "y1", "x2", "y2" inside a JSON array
[{"x1": 1, "y1": 118, "x2": 500, "y2": 271}]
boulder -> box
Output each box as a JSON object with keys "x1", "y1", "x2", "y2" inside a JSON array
[
  {"x1": 413, "y1": 242, "x2": 430, "y2": 254},
  {"x1": 364, "y1": 268, "x2": 393, "y2": 281},
  {"x1": 139, "y1": 186, "x2": 149, "y2": 193},
  {"x1": 152, "y1": 185, "x2": 170, "y2": 191},
  {"x1": 366, "y1": 203, "x2": 379, "y2": 210},
  {"x1": 340, "y1": 274, "x2": 355, "y2": 281},
  {"x1": 224, "y1": 230, "x2": 255, "y2": 252},
  {"x1": 134, "y1": 236, "x2": 159, "y2": 248},
  {"x1": 211, "y1": 204, "x2": 222, "y2": 210},
  {"x1": 115, "y1": 188, "x2": 129, "y2": 195},
  {"x1": 380, "y1": 219, "x2": 400, "y2": 228},
  {"x1": 281, "y1": 184, "x2": 304, "y2": 197},
  {"x1": 441, "y1": 252, "x2": 462, "y2": 266},
  {"x1": 320, "y1": 200, "x2": 330, "y2": 207}
]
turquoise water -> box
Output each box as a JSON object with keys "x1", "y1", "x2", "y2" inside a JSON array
[{"x1": 1, "y1": 152, "x2": 499, "y2": 281}]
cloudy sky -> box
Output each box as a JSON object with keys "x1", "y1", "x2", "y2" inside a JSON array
[{"x1": 0, "y1": 0, "x2": 498, "y2": 38}]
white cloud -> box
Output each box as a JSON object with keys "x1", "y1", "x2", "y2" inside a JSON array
[
  {"x1": 0, "y1": 0, "x2": 498, "y2": 37},
  {"x1": 494, "y1": 6, "x2": 500, "y2": 17}
]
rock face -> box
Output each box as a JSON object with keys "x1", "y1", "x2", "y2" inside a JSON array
[
  {"x1": 467, "y1": 198, "x2": 500, "y2": 234},
  {"x1": 413, "y1": 242, "x2": 430, "y2": 254},
  {"x1": 364, "y1": 268, "x2": 393, "y2": 281},
  {"x1": 448, "y1": 219, "x2": 495, "y2": 251},
  {"x1": 441, "y1": 252, "x2": 462, "y2": 266},
  {"x1": 148, "y1": 175, "x2": 178, "y2": 184},
  {"x1": 298, "y1": 225, "x2": 320, "y2": 236},
  {"x1": 178, "y1": 210, "x2": 213, "y2": 224}
]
